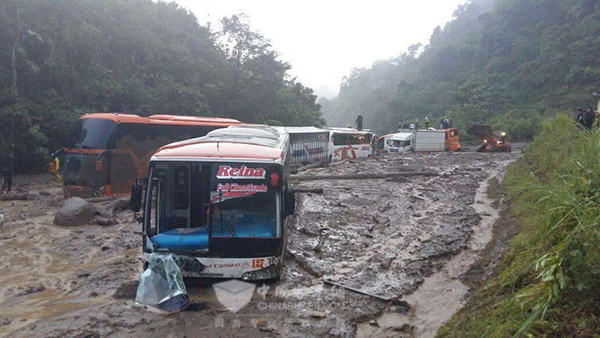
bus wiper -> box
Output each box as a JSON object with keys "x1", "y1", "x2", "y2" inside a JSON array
[
  {"x1": 217, "y1": 191, "x2": 237, "y2": 238},
  {"x1": 221, "y1": 213, "x2": 238, "y2": 238}
]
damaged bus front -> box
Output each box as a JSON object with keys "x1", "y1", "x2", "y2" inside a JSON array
[{"x1": 132, "y1": 126, "x2": 294, "y2": 281}]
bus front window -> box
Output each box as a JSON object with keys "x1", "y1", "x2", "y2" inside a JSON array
[
  {"x1": 211, "y1": 192, "x2": 280, "y2": 238},
  {"x1": 67, "y1": 118, "x2": 117, "y2": 149},
  {"x1": 61, "y1": 119, "x2": 117, "y2": 193}
]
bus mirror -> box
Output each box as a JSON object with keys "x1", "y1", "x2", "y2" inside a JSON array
[
  {"x1": 285, "y1": 189, "x2": 296, "y2": 216},
  {"x1": 130, "y1": 179, "x2": 145, "y2": 213}
]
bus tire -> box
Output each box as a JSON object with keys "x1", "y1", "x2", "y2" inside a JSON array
[{"x1": 475, "y1": 145, "x2": 486, "y2": 152}]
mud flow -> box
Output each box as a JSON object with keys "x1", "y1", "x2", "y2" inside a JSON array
[{"x1": 0, "y1": 150, "x2": 519, "y2": 337}]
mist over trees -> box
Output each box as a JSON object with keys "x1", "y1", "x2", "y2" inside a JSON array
[
  {"x1": 321, "y1": 0, "x2": 600, "y2": 139},
  {"x1": 0, "y1": 0, "x2": 323, "y2": 171}
]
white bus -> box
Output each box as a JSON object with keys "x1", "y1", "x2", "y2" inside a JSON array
[{"x1": 328, "y1": 128, "x2": 374, "y2": 161}]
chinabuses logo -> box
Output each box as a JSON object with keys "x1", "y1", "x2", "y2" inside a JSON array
[{"x1": 216, "y1": 165, "x2": 266, "y2": 179}]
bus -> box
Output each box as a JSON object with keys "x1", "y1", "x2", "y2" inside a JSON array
[
  {"x1": 328, "y1": 128, "x2": 374, "y2": 161},
  {"x1": 55, "y1": 113, "x2": 241, "y2": 197},
  {"x1": 130, "y1": 125, "x2": 294, "y2": 280},
  {"x1": 285, "y1": 127, "x2": 331, "y2": 164}
]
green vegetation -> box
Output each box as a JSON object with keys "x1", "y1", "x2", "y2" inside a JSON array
[
  {"x1": 321, "y1": 0, "x2": 599, "y2": 138},
  {"x1": 439, "y1": 116, "x2": 599, "y2": 337},
  {"x1": 0, "y1": 0, "x2": 323, "y2": 171}
]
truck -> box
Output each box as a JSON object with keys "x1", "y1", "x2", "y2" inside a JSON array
[
  {"x1": 130, "y1": 125, "x2": 295, "y2": 281},
  {"x1": 467, "y1": 125, "x2": 512, "y2": 153},
  {"x1": 388, "y1": 130, "x2": 447, "y2": 152}
]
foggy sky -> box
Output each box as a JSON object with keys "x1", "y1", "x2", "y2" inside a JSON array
[{"x1": 173, "y1": 0, "x2": 468, "y2": 98}]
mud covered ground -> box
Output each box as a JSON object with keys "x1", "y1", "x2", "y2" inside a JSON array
[{"x1": 0, "y1": 150, "x2": 520, "y2": 337}]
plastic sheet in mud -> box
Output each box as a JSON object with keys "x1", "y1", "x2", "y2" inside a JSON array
[{"x1": 136, "y1": 253, "x2": 188, "y2": 311}]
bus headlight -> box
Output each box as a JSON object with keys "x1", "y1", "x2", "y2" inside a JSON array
[
  {"x1": 242, "y1": 264, "x2": 281, "y2": 281},
  {"x1": 500, "y1": 132, "x2": 506, "y2": 137}
]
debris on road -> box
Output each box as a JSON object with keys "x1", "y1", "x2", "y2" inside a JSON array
[{"x1": 135, "y1": 254, "x2": 189, "y2": 313}]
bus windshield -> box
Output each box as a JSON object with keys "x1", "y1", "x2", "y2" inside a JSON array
[
  {"x1": 211, "y1": 191, "x2": 279, "y2": 238},
  {"x1": 67, "y1": 118, "x2": 117, "y2": 149},
  {"x1": 146, "y1": 162, "x2": 282, "y2": 243}
]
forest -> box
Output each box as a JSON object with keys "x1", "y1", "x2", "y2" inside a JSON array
[
  {"x1": 321, "y1": 0, "x2": 599, "y2": 139},
  {"x1": 0, "y1": 0, "x2": 324, "y2": 171}
]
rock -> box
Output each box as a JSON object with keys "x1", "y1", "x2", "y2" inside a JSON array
[
  {"x1": 380, "y1": 258, "x2": 394, "y2": 269},
  {"x1": 369, "y1": 319, "x2": 379, "y2": 327},
  {"x1": 95, "y1": 216, "x2": 117, "y2": 226},
  {"x1": 310, "y1": 312, "x2": 327, "y2": 319},
  {"x1": 0, "y1": 317, "x2": 12, "y2": 326},
  {"x1": 54, "y1": 197, "x2": 95, "y2": 226}
]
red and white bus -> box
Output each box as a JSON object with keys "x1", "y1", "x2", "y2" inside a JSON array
[
  {"x1": 54, "y1": 113, "x2": 241, "y2": 197},
  {"x1": 131, "y1": 125, "x2": 294, "y2": 280}
]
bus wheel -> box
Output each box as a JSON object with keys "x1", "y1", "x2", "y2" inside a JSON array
[{"x1": 475, "y1": 144, "x2": 486, "y2": 152}]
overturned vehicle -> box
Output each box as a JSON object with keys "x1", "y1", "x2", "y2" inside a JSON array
[{"x1": 131, "y1": 125, "x2": 295, "y2": 281}]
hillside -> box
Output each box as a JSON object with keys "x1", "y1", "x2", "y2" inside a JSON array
[
  {"x1": 321, "y1": 0, "x2": 600, "y2": 138},
  {"x1": 0, "y1": 0, "x2": 324, "y2": 171}
]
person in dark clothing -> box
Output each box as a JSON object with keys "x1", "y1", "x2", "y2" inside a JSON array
[
  {"x1": 398, "y1": 121, "x2": 403, "y2": 130},
  {"x1": 439, "y1": 118, "x2": 449, "y2": 130},
  {"x1": 356, "y1": 114, "x2": 364, "y2": 131},
  {"x1": 2, "y1": 157, "x2": 14, "y2": 194},
  {"x1": 585, "y1": 107, "x2": 596, "y2": 129}
]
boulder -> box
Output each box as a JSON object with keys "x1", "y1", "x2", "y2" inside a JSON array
[{"x1": 54, "y1": 197, "x2": 95, "y2": 226}]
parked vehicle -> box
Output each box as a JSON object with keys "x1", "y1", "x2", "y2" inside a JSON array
[
  {"x1": 130, "y1": 125, "x2": 295, "y2": 281},
  {"x1": 467, "y1": 125, "x2": 512, "y2": 153},
  {"x1": 388, "y1": 130, "x2": 446, "y2": 152},
  {"x1": 328, "y1": 128, "x2": 374, "y2": 161},
  {"x1": 387, "y1": 132, "x2": 414, "y2": 153},
  {"x1": 53, "y1": 113, "x2": 241, "y2": 198},
  {"x1": 285, "y1": 127, "x2": 331, "y2": 164},
  {"x1": 444, "y1": 127, "x2": 461, "y2": 151}
]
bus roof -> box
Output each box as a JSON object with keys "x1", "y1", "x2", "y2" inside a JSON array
[
  {"x1": 328, "y1": 127, "x2": 372, "y2": 135},
  {"x1": 80, "y1": 113, "x2": 242, "y2": 126},
  {"x1": 285, "y1": 126, "x2": 328, "y2": 134},
  {"x1": 152, "y1": 125, "x2": 288, "y2": 163}
]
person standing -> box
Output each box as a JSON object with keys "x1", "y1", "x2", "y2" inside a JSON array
[
  {"x1": 414, "y1": 117, "x2": 420, "y2": 130},
  {"x1": 425, "y1": 117, "x2": 430, "y2": 130},
  {"x1": 356, "y1": 114, "x2": 364, "y2": 131},
  {"x1": 2, "y1": 155, "x2": 14, "y2": 194}
]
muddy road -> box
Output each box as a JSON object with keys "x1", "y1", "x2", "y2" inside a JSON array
[{"x1": 0, "y1": 150, "x2": 519, "y2": 337}]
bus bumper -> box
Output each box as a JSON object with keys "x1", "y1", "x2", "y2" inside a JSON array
[{"x1": 142, "y1": 253, "x2": 282, "y2": 281}]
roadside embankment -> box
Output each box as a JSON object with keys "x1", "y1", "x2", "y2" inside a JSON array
[{"x1": 439, "y1": 116, "x2": 599, "y2": 337}]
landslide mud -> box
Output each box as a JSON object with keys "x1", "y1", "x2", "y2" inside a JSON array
[{"x1": 0, "y1": 151, "x2": 519, "y2": 337}]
